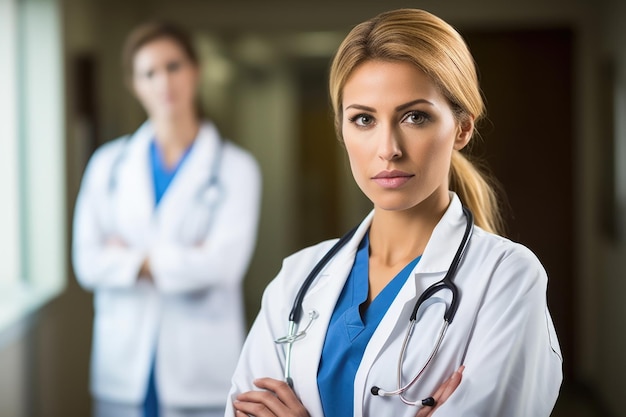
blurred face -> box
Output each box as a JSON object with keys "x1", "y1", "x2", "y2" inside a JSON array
[
  {"x1": 341, "y1": 60, "x2": 472, "y2": 214},
  {"x1": 132, "y1": 37, "x2": 199, "y2": 120}
]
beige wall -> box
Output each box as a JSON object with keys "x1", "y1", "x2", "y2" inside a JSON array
[
  {"x1": 4, "y1": 0, "x2": 626, "y2": 415},
  {"x1": 0, "y1": 328, "x2": 27, "y2": 417}
]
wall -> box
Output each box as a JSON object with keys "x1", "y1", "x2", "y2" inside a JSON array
[
  {"x1": 597, "y1": 0, "x2": 626, "y2": 413},
  {"x1": 0, "y1": 329, "x2": 27, "y2": 417}
]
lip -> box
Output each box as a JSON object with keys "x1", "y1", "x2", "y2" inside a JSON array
[{"x1": 372, "y1": 170, "x2": 414, "y2": 189}]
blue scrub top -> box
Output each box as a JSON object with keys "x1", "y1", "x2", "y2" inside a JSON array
[
  {"x1": 144, "y1": 139, "x2": 193, "y2": 417},
  {"x1": 150, "y1": 139, "x2": 193, "y2": 205},
  {"x1": 317, "y1": 232, "x2": 420, "y2": 417}
]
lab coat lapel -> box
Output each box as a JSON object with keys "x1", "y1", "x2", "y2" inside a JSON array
[
  {"x1": 153, "y1": 122, "x2": 221, "y2": 235},
  {"x1": 291, "y1": 213, "x2": 374, "y2": 417},
  {"x1": 113, "y1": 122, "x2": 155, "y2": 241},
  {"x1": 353, "y1": 195, "x2": 469, "y2": 414}
]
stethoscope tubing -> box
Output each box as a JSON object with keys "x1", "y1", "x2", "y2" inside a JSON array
[
  {"x1": 276, "y1": 205, "x2": 474, "y2": 405},
  {"x1": 288, "y1": 226, "x2": 358, "y2": 323},
  {"x1": 409, "y1": 206, "x2": 473, "y2": 323}
]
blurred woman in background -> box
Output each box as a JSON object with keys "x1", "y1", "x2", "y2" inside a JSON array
[{"x1": 72, "y1": 21, "x2": 261, "y2": 417}]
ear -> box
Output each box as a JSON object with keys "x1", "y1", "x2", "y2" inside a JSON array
[{"x1": 453, "y1": 116, "x2": 474, "y2": 151}]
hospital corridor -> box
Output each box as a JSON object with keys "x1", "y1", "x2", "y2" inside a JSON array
[{"x1": 1, "y1": 0, "x2": 626, "y2": 416}]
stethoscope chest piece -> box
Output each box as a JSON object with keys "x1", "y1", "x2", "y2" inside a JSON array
[{"x1": 199, "y1": 183, "x2": 222, "y2": 207}]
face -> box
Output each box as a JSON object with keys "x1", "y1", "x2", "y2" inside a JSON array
[
  {"x1": 132, "y1": 37, "x2": 199, "y2": 120},
  {"x1": 341, "y1": 60, "x2": 473, "y2": 215}
]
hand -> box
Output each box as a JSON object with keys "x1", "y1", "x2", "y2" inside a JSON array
[
  {"x1": 106, "y1": 237, "x2": 127, "y2": 247},
  {"x1": 234, "y1": 378, "x2": 310, "y2": 417},
  {"x1": 415, "y1": 365, "x2": 465, "y2": 417},
  {"x1": 139, "y1": 258, "x2": 153, "y2": 282}
]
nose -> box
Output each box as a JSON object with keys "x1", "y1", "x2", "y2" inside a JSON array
[
  {"x1": 378, "y1": 126, "x2": 402, "y2": 161},
  {"x1": 161, "y1": 71, "x2": 173, "y2": 89},
  {"x1": 151, "y1": 69, "x2": 172, "y2": 91}
]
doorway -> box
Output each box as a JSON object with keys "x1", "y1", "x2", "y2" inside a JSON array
[{"x1": 463, "y1": 28, "x2": 575, "y2": 379}]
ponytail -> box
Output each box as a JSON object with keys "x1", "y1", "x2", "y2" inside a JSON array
[{"x1": 449, "y1": 150, "x2": 504, "y2": 235}]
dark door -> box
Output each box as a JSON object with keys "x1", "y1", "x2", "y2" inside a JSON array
[{"x1": 463, "y1": 28, "x2": 575, "y2": 379}]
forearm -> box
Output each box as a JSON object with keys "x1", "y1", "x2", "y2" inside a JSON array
[
  {"x1": 148, "y1": 226, "x2": 257, "y2": 293},
  {"x1": 73, "y1": 244, "x2": 146, "y2": 290}
]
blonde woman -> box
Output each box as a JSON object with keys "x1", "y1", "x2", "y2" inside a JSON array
[{"x1": 226, "y1": 8, "x2": 561, "y2": 417}]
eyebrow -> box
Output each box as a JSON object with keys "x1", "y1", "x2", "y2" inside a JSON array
[
  {"x1": 345, "y1": 99, "x2": 434, "y2": 112},
  {"x1": 395, "y1": 99, "x2": 434, "y2": 111}
]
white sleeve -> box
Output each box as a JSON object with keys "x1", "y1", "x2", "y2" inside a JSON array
[
  {"x1": 224, "y1": 275, "x2": 289, "y2": 417},
  {"x1": 435, "y1": 248, "x2": 563, "y2": 417},
  {"x1": 72, "y1": 145, "x2": 146, "y2": 291},
  {"x1": 149, "y1": 149, "x2": 262, "y2": 294}
]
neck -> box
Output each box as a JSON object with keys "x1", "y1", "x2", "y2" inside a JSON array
[
  {"x1": 151, "y1": 114, "x2": 200, "y2": 168},
  {"x1": 369, "y1": 197, "x2": 450, "y2": 268},
  {"x1": 152, "y1": 112, "x2": 200, "y2": 149}
]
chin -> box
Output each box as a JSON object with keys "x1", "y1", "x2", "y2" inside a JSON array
[
  {"x1": 155, "y1": 107, "x2": 185, "y2": 120},
  {"x1": 370, "y1": 196, "x2": 420, "y2": 213}
]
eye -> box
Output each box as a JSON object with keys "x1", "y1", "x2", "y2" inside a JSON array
[
  {"x1": 141, "y1": 69, "x2": 155, "y2": 80},
  {"x1": 166, "y1": 60, "x2": 182, "y2": 73},
  {"x1": 348, "y1": 113, "x2": 375, "y2": 127},
  {"x1": 402, "y1": 111, "x2": 430, "y2": 125}
]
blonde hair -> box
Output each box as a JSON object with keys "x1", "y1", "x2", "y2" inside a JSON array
[{"x1": 329, "y1": 8, "x2": 504, "y2": 234}]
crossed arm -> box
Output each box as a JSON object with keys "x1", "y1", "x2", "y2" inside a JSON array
[{"x1": 232, "y1": 366, "x2": 464, "y2": 417}]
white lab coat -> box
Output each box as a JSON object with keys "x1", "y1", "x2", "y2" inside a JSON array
[
  {"x1": 226, "y1": 194, "x2": 562, "y2": 417},
  {"x1": 73, "y1": 121, "x2": 261, "y2": 409}
]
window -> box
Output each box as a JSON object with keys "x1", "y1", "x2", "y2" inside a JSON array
[{"x1": 0, "y1": 0, "x2": 65, "y2": 341}]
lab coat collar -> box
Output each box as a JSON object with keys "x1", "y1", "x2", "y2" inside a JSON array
[
  {"x1": 152, "y1": 122, "x2": 222, "y2": 227},
  {"x1": 120, "y1": 121, "x2": 220, "y2": 212},
  {"x1": 293, "y1": 194, "x2": 469, "y2": 416},
  {"x1": 414, "y1": 193, "x2": 469, "y2": 274},
  {"x1": 113, "y1": 121, "x2": 154, "y2": 227},
  {"x1": 319, "y1": 193, "x2": 468, "y2": 278},
  {"x1": 113, "y1": 120, "x2": 222, "y2": 237},
  {"x1": 299, "y1": 192, "x2": 468, "y2": 328},
  {"x1": 294, "y1": 211, "x2": 373, "y2": 416}
]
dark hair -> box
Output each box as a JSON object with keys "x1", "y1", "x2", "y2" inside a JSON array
[{"x1": 122, "y1": 21, "x2": 199, "y2": 85}]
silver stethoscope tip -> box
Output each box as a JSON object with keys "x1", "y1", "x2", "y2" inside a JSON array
[
  {"x1": 371, "y1": 386, "x2": 435, "y2": 407},
  {"x1": 274, "y1": 310, "x2": 318, "y2": 345}
]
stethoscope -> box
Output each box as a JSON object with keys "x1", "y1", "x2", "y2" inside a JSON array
[
  {"x1": 275, "y1": 206, "x2": 474, "y2": 408},
  {"x1": 107, "y1": 129, "x2": 225, "y2": 220}
]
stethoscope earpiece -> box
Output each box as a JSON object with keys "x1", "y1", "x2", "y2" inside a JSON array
[{"x1": 422, "y1": 396, "x2": 436, "y2": 407}]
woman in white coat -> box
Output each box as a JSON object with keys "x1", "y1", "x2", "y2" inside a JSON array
[
  {"x1": 72, "y1": 22, "x2": 261, "y2": 417},
  {"x1": 227, "y1": 9, "x2": 562, "y2": 417}
]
